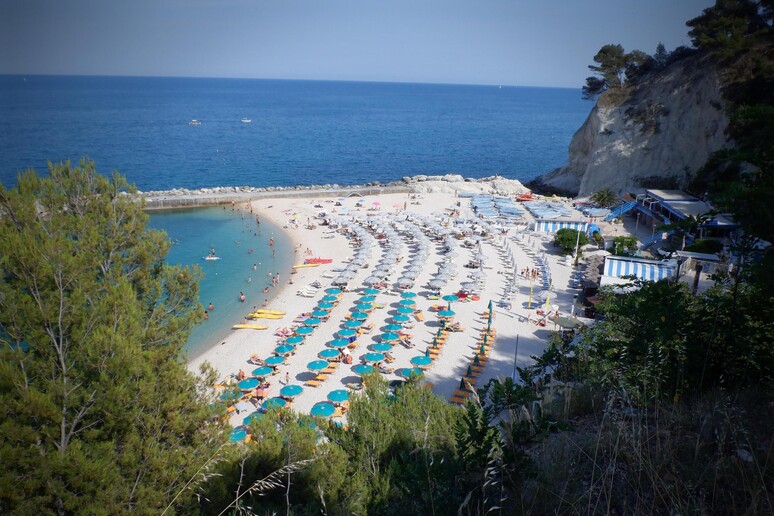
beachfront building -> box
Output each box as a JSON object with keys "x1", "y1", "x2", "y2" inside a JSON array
[{"x1": 600, "y1": 255, "x2": 677, "y2": 286}]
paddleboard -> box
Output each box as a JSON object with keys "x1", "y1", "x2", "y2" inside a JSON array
[
  {"x1": 232, "y1": 324, "x2": 268, "y2": 330},
  {"x1": 203, "y1": 256, "x2": 221, "y2": 261},
  {"x1": 292, "y1": 263, "x2": 320, "y2": 268},
  {"x1": 251, "y1": 309, "x2": 286, "y2": 315},
  {"x1": 249, "y1": 314, "x2": 284, "y2": 320}
]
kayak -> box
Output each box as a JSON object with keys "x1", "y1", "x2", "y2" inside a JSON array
[
  {"x1": 249, "y1": 314, "x2": 284, "y2": 320},
  {"x1": 293, "y1": 263, "x2": 320, "y2": 269},
  {"x1": 232, "y1": 324, "x2": 268, "y2": 330},
  {"x1": 305, "y1": 258, "x2": 333, "y2": 264},
  {"x1": 252, "y1": 309, "x2": 286, "y2": 315}
]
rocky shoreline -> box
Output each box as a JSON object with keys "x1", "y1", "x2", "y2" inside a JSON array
[{"x1": 140, "y1": 174, "x2": 534, "y2": 210}]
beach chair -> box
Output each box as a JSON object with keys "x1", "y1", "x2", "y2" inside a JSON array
[
  {"x1": 414, "y1": 311, "x2": 425, "y2": 322},
  {"x1": 305, "y1": 379, "x2": 323, "y2": 388}
]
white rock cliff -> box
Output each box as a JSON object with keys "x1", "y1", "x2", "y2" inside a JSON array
[{"x1": 533, "y1": 54, "x2": 731, "y2": 197}]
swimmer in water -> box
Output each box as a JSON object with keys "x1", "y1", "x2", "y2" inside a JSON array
[
  {"x1": 239, "y1": 291, "x2": 246, "y2": 302},
  {"x1": 208, "y1": 302, "x2": 214, "y2": 311}
]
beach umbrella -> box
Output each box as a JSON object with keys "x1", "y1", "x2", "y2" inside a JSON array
[
  {"x1": 428, "y1": 279, "x2": 445, "y2": 289},
  {"x1": 397, "y1": 306, "x2": 414, "y2": 314},
  {"x1": 263, "y1": 397, "x2": 287, "y2": 410},
  {"x1": 432, "y1": 338, "x2": 438, "y2": 349},
  {"x1": 380, "y1": 332, "x2": 399, "y2": 342},
  {"x1": 264, "y1": 355, "x2": 285, "y2": 367},
  {"x1": 243, "y1": 412, "x2": 263, "y2": 425},
  {"x1": 344, "y1": 320, "x2": 362, "y2": 329},
  {"x1": 355, "y1": 303, "x2": 373, "y2": 312},
  {"x1": 237, "y1": 378, "x2": 258, "y2": 391},
  {"x1": 442, "y1": 294, "x2": 459, "y2": 303},
  {"x1": 352, "y1": 364, "x2": 374, "y2": 375},
  {"x1": 392, "y1": 314, "x2": 410, "y2": 323},
  {"x1": 327, "y1": 389, "x2": 349, "y2": 403},
  {"x1": 359, "y1": 295, "x2": 375, "y2": 303},
  {"x1": 286, "y1": 335, "x2": 304, "y2": 345},
  {"x1": 384, "y1": 324, "x2": 402, "y2": 332},
  {"x1": 295, "y1": 326, "x2": 314, "y2": 336},
  {"x1": 473, "y1": 354, "x2": 481, "y2": 366},
  {"x1": 350, "y1": 311, "x2": 368, "y2": 321},
  {"x1": 311, "y1": 309, "x2": 328, "y2": 318},
  {"x1": 219, "y1": 389, "x2": 242, "y2": 402},
  {"x1": 321, "y1": 295, "x2": 337, "y2": 303},
  {"x1": 328, "y1": 338, "x2": 351, "y2": 349},
  {"x1": 252, "y1": 365, "x2": 273, "y2": 378},
  {"x1": 307, "y1": 360, "x2": 329, "y2": 372},
  {"x1": 229, "y1": 427, "x2": 248, "y2": 443},
  {"x1": 325, "y1": 288, "x2": 342, "y2": 295},
  {"x1": 331, "y1": 276, "x2": 349, "y2": 286},
  {"x1": 438, "y1": 309, "x2": 455, "y2": 318},
  {"x1": 424, "y1": 348, "x2": 430, "y2": 358},
  {"x1": 364, "y1": 287, "x2": 380, "y2": 295},
  {"x1": 304, "y1": 317, "x2": 321, "y2": 327},
  {"x1": 310, "y1": 402, "x2": 336, "y2": 418},
  {"x1": 459, "y1": 377, "x2": 466, "y2": 390},
  {"x1": 363, "y1": 352, "x2": 385, "y2": 364},
  {"x1": 318, "y1": 348, "x2": 341, "y2": 360},
  {"x1": 399, "y1": 367, "x2": 423, "y2": 378},
  {"x1": 337, "y1": 328, "x2": 357, "y2": 338},
  {"x1": 479, "y1": 342, "x2": 487, "y2": 355},
  {"x1": 466, "y1": 364, "x2": 473, "y2": 377},
  {"x1": 436, "y1": 328, "x2": 444, "y2": 337},
  {"x1": 401, "y1": 291, "x2": 417, "y2": 299},
  {"x1": 488, "y1": 299, "x2": 493, "y2": 311},
  {"x1": 410, "y1": 355, "x2": 432, "y2": 367},
  {"x1": 273, "y1": 344, "x2": 295, "y2": 356},
  {"x1": 280, "y1": 384, "x2": 303, "y2": 399},
  {"x1": 371, "y1": 342, "x2": 393, "y2": 352}
]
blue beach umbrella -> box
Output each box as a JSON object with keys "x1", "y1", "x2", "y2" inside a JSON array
[
  {"x1": 351, "y1": 311, "x2": 368, "y2": 321},
  {"x1": 317, "y1": 301, "x2": 334, "y2": 311},
  {"x1": 364, "y1": 288, "x2": 380, "y2": 295},
  {"x1": 401, "y1": 291, "x2": 417, "y2": 299},
  {"x1": 273, "y1": 344, "x2": 295, "y2": 356},
  {"x1": 380, "y1": 332, "x2": 399, "y2": 342},
  {"x1": 243, "y1": 412, "x2": 263, "y2": 425},
  {"x1": 238, "y1": 378, "x2": 259, "y2": 391},
  {"x1": 384, "y1": 324, "x2": 402, "y2": 332},
  {"x1": 280, "y1": 384, "x2": 303, "y2": 398},
  {"x1": 295, "y1": 326, "x2": 314, "y2": 336},
  {"x1": 263, "y1": 397, "x2": 287, "y2": 410},
  {"x1": 286, "y1": 335, "x2": 304, "y2": 345},
  {"x1": 352, "y1": 364, "x2": 374, "y2": 375},
  {"x1": 392, "y1": 314, "x2": 410, "y2": 323},
  {"x1": 325, "y1": 288, "x2": 342, "y2": 295},
  {"x1": 355, "y1": 304, "x2": 373, "y2": 312},
  {"x1": 252, "y1": 365, "x2": 273, "y2": 378},
  {"x1": 410, "y1": 355, "x2": 433, "y2": 367},
  {"x1": 264, "y1": 355, "x2": 285, "y2": 367},
  {"x1": 397, "y1": 306, "x2": 414, "y2": 314},
  {"x1": 229, "y1": 427, "x2": 248, "y2": 442},
  {"x1": 371, "y1": 342, "x2": 393, "y2": 352},
  {"x1": 344, "y1": 320, "x2": 363, "y2": 329},
  {"x1": 321, "y1": 295, "x2": 337, "y2": 303},
  {"x1": 442, "y1": 294, "x2": 459, "y2": 303},
  {"x1": 399, "y1": 367, "x2": 424, "y2": 378},
  {"x1": 329, "y1": 338, "x2": 351, "y2": 349},
  {"x1": 363, "y1": 352, "x2": 385, "y2": 363},
  {"x1": 399, "y1": 299, "x2": 416, "y2": 307},
  {"x1": 327, "y1": 389, "x2": 349, "y2": 403},
  {"x1": 304, "y1": 317, "x2": 321, "y2": 326},
  {"x1": 311, "y1": 310, "x2": 328, "y2": 318},
  {"x1": 219, "y1": 389, "x2": 241, "y2": 402},
  {"x1": 337, "y1": 328, "x2": 357, "y2": 338},
  {"x1": 359, "y1": 295, "x2": 376, "y2": 303},
  {"x1": 318, "y1": 348, "x2": 341, "y2": 360},
  {"x1": 310, "y1": 402, "x2": 336, "y2": 418},
  {"x1": 307, "y1": 360, "x2": 329, "y2": 372},
  {"x1": 438, "y1": 310, "x2": 455, "y2": 318}
]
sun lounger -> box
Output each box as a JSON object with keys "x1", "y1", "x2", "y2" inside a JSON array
[
  {"x1": 414, "y1": 312, "x2": 425, "y2": 322},
  {"x1": 305, "y1": 379, "x2": 323, "y2": 388}
]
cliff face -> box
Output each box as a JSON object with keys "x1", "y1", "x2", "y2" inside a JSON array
[{"x1": 532, "y1": 53, "x2": 731, "y2": 198}]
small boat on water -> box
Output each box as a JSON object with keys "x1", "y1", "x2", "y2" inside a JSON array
[
  {"x1": 189, "y1": 119, "x2": 202, "y2": 126},
  {"x1": 203, "y1": 255, "x2": 221, "y2": 261},
  {"x1": 241, "y1": 118, "x2": 252, "y2": 123}
]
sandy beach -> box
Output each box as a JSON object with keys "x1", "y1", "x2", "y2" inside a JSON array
[{"x1": 181, "y1": 180, "x2": 592, "y2": 426}]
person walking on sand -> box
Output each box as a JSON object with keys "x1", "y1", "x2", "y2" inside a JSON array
[{"x1": 284, "y1": 372, "x2": 290, "y2": 385}]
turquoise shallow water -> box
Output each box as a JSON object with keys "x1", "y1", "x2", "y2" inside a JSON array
[{"x1": 146, "y1": 207, "x2": 293, "y2": 359}]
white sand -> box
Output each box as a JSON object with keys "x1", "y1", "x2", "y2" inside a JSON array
[{"x1": 187, "y1": 191, "x2": 591, "y2": 426}]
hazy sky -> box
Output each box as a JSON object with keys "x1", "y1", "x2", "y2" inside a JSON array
[{"x1": 0, "y1": 0, "x2": 714, "y2": 87}]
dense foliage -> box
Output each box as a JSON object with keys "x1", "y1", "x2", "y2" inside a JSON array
[
  {"x1": 0, "y1": 161, "x2": 217, "y2": 514},
  {"x1": 553, "y1": 228, "x2": 589, "y2": 256}
]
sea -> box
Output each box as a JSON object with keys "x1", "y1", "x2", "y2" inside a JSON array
[{"x1": 0, "y1": 75, "x2": 592, "y2": 357}]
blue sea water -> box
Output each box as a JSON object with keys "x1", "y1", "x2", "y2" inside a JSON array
[
  {"x1": 0, "y1": 75, "x2": 591, "y2": 357},
  {"x1": 0, "y1": 75, "x2": 590, "y2": 190}
]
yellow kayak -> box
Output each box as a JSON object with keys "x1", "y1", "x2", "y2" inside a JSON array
[
  {"x1": 252, "y1": 309, "x2": 286, "y2": 315},
  {"x1": 249, "y1": 314, "x2": 284, "y2": 320},
  {"x1": 232, "y1": 324, "x2": 268, "y2": 330},
  {"x1": 292, "y1": 263, "x2": 320, "y2": 268}
]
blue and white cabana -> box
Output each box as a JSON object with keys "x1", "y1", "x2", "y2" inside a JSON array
[
  {"x1": 533, "y1": 219, "x2": 588, "y2": 234},
  {"x1": 601, "y1": 255, "x2": 677, "y2": 284}
]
